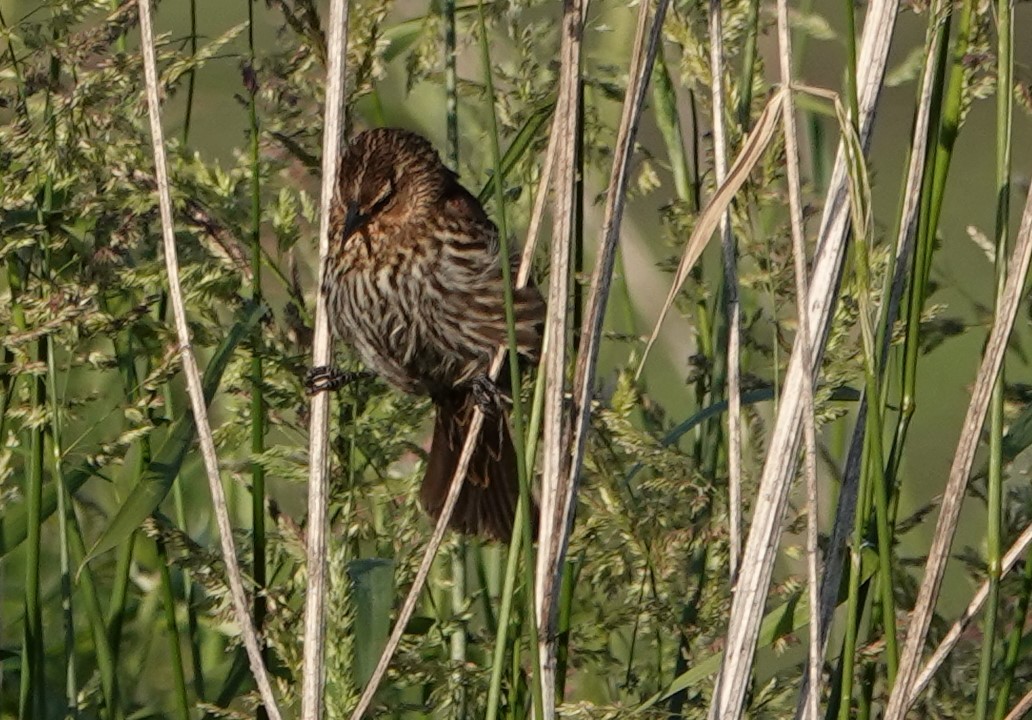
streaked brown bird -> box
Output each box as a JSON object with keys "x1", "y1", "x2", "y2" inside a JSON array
[{"x1": 316, "y1": 127, "x2": 543, "y2": 541}]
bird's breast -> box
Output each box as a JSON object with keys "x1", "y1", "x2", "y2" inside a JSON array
[{"x1": 327, "y1": 230, "x2": 447, "y2": 393}]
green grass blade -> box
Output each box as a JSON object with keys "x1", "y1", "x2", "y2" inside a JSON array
[
  {"x1": 476, "y1": 99, "x2": 557, "y2": 207},
  {"x1": 651, "y1": 47, "x2": 695, "y2": 209},
  {"x1": 977, "y1": 1, "x2": 1014, "y2": 713},
  {"x1": 349, "y1": 558, "x2": 394, "y2": 690},
  {"x1": 156, "y1": 537, "x2": 192, "y2": 720}
]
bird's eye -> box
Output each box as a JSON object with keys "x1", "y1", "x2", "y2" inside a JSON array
[{"x1": 369, "y1": 180, "x2": 394, "y2": 212}]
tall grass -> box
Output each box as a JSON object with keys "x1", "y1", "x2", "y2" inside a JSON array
[{"x1": 1, "y1": 1, "x2": 1031, "y2": 718}]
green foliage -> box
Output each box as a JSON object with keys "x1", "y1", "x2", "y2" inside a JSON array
[{"x1": 2, "y1": 0, "x2": 1032, "y2": 718}]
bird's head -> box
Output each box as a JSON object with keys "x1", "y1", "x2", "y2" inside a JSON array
[{"x1": 333, "y1": 128, "x2": 449, "y2": 241}]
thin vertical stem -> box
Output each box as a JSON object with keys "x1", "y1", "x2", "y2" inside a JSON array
[
  {"x1": 137, "y1": 0, "x2": 283, "y2": 714},
  {"x1": 572, "y1": 83, "x2": 585, "y2": 351},
  {"x1": 836, "y1": 446, "x2": 873, "y2": 720},
  {"x1": 302, "y1": 0, "x2": 349, "y2": 712},
  {"x1": 173, "y1": 0, "x2": 204, "y2": 689},
  {"x1": 994, "y1": 551, "x2": 1032, "y2": 720},
  {"x1": 554, "y1": 556, "x2": 578, "y2": 703},
  {"x1": 0, "y1": 0, "x2": 26, "y2": 472},
  {"x1": 49, "y1": 335, "x2": 79, "y2": 720},
  {"x1": 442, "y1": 3, "x2": 467, "y2": 715},
  {"x1": 893, "y1": 0, "x2": 971, "y2": 487},
  {"x1": 444, "y1": 0, "x2": 458, "y2": 170},
  {"x1": 652, "y1": 48, "x2": 697, "y2": 212},
  {"x1": 475, "y1": 2, "x2": 544, "y2": 716},
  {"x1": 165, "y1": 360, "x2": 206, "y2": 701},
  {"x1": 885, "y1": 13, "x2": 950, "y2": 499},
  {"x1": 182, "y1": 0, "x2": 197, "y2": 143},
  {"x1": 485, "y1": 353, "x2": 547, "y2": 720},
  {"x1": 976, "y1": 0, "x2": 1012, "y2": 715},
  {"x1": 706, "y1": 0, "x2": 742, "y2": 580},
  {"x1": 20, "y1": 307, "x2": 46, "y2": 720},
  {"x1": 485, "y1": 505, "x2": 527, "y2": 720},
  {"x1": 68, "y1": 505, "x2": 123, "y2": 718},
  {"x1": 775, "y1": 0, "x2": 822, "y2": 714},
  {"x1": 157, "y1": 538, "x2": 192, "y2": 720},
  {"x1": 737, "y1": 0, "x2": 761, "y2": 131},
  {"x1": 18, "y1": 41, "x2": 60, "y2": 712},
  {"x1": 51, "y1": 395, "x2": 78, "y2": 720},
  {"x1": 105, "y1": 534, "x2": 136, "y2": 661},
  {"x1": 244, "y1": 5, "x2": 269, "y2": 720},
  {"x1": 842, "y1": 0, "x2": 860, "y2": 127}
]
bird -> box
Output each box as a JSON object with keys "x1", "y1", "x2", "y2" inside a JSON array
[{"x1": 312, "y1": 127, "x2": 544, "y2": 541}]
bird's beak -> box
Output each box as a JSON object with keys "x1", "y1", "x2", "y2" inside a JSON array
[{"x1": 343, "y1": 201, "x2": 363, "y2": 239}]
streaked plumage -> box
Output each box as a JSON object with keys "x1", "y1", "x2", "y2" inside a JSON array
[{"x1": 324, "y1": 128, "x2": 543, "y2": 540}]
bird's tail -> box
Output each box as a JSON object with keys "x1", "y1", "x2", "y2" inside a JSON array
[{"x1": 420, "y1": 389, "x2": 536, "y2": 542}]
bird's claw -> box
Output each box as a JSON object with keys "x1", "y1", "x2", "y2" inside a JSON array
[
  {"x1": 304, "y1": 366, "x2": 373, "y2": 395},
  {"x1": 470, "y1": 374, "x2": 503, "y2": 415}
]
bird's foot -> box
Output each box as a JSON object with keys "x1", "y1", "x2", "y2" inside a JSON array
[
  {"x1": 469, "y1": 374, "x2": 504, "y2": 416},
  {"x1": 305, "y1": 366, "x2": 374, "y2": 395}
]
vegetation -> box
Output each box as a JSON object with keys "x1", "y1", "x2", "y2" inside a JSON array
[{"x1": 1, "y1": 0, "x2": 1031, "y2": 718}]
